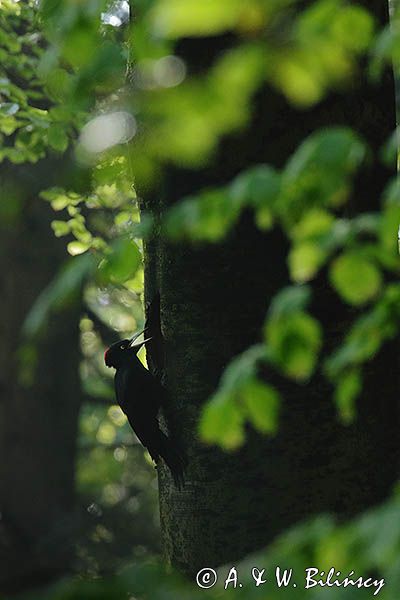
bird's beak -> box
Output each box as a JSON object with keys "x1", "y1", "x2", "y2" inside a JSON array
[
  {"x1": 128, "y1": 327, "x2": 147, "y2": 346},
  {"x1": 128, "y1": 328, "x2": 153, "y2": 349},
  {"x1": 129, "y1": 336, "x2": 153, "y2": 350}
]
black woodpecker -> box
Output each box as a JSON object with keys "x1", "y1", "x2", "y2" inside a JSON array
[{"x1": 104, "y1": 330, "x2": 185, "y2": 488}]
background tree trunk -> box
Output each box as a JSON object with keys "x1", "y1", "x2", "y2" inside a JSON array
[
  {"x1": 140, "y1": 0, "x2": 399, "y2": 576},
  {"x1": 0, "y1": 163, "x2": 82, "y2": 594}
]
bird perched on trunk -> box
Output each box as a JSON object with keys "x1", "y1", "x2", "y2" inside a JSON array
[{"x1": 104, "y1": 329, "x2": 185, "y2": 489}]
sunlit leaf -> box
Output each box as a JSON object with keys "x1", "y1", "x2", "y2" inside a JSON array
[
  {"x1": 288, "y1": 242, "x2": 326, "y2": 283},
  {"x1": 291, "y1": 209, "x2": 334, "y2": 241},
  {"x1": 241, "y1": 378, "x2": 280, "y2": 435},
  {"x1": 51, "y1": 219, "x2": 71, "y2": 237},
  {"x1": 331, "y1": 5, "x2": 374, "y2": 52},
  {"x1": 199, "y1": 393, "x2": 244, "y2": 450},
  {"x1": 68, "y1": 240, "x2": 91, "y2": 255},
  {"x1": 330, "y1": 252, "x2": 382, "y2": 305},
  {"x1": 150, "y1": 0, "x2": 243, "y2": 38}
]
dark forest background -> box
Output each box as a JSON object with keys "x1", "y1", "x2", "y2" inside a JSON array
[{"x1": 1, "y1": 1, "x2": 400, "y2": 598}]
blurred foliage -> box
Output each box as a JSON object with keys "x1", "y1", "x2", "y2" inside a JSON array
[
  {"x1": 2, "y1": 0, "x2": 400, "y2": 596},
  {"x1": 123, "y1": 0, "x2": 377, "y2": 178},
  {"x1": 1, "y1": 0, "x2": 157, "y2": 578},
  {"x1": 9, "y1": 487, "x2": 400, "y2": 599},
  {"x1": 11, "y1": 0, "x2": 400, "y2": 447}
]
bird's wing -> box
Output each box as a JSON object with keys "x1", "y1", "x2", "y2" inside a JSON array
[
  {"x1": 115, "y1": 360, "x2": 166, "y2": 418},
  {"x1": 114, "y1": 368, "x2": 130, "y2": 412}
]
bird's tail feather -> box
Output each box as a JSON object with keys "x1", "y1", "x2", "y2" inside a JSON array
[{"x1": 157, "y1": 430, "x2": 186, "y2": 490}]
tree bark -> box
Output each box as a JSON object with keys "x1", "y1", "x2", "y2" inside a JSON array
[
  {"x1": 0, "y1": 162, "x2": 82, "y2": 594},
  {"x1": 140, "y1": 0, "x2": 399, "y2": 576}
]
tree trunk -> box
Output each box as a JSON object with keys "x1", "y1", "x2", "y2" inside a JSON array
[
  {"x1": 140, "y1": 0, "x2": 399, "y2": 576},
  {"x1": 0, "y1": 163, "x2": 82, "y2": 594}
]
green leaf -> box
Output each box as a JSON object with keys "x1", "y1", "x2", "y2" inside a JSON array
[
  {"x1": 330, "y1": 252, "x2": 382, "y2": 305},
  {"x1": 255, "y1": 206, "x2": 274, "y2": 230},
  {"x1": 271, "y1": 51, "x2": 325, "y2": 107},
  {"x1": 331, "y1": 6, "x2": 374, "y2": 53},
  {"x1": 97, "y1": 239, "x2": 141, "y2": 284},
  {"x1": 67, "y1": 240, "x2": 91, "y2": 256},
  {"x1": 280, "y1": 128, "x2": 365, "y2": 224},
  {"x1": 150, "y1": 0, "x2": 243, "y2": 38},
  {"x1": 266, "y1": 311, "x2": 322, "y2": 381},
  {"x1": 217, "y1": 345, "x2": 266, "y2": 395},
  {"x1": 241, "y1": 378, "x2": 280, "y2": 435},
  {"x1": 288, "y1": 242, "x2": 326, "y2": 283},
  {"x1": 45, "y1": 68, "x2": 71, "y2": 101},
  {"x1": 164, "y1": 189, "x2": 239, "y2": 242},
  {"x1": 292, "y1": 209, "x2": 334, "y2": 241},
  {"x1": 230, "y1": 165, "x2": 281, "y2": 231},
  {"x1": 199, "y1": 345, "x2": 266, "y2": 449},
  {"x1": 0, "y1": 116, "x2": 18, "y2": 135},
  {"x1": 230, "y1": 165, "x2": 281, "y2": 208},
  {"x1": 199, "y1": 393, "x2": 244, "y2": 450},
  {"x1": 324, "y1": 302, "x2": 392, "y2": 380},
  {"x1": 285, "y1": 128, "x2": 365, "y2": 181},
  {"x1": 41, "y1": 187, "x2": 83, "y2": 210},
  {"x1": 334, "y1": 368, "x2": 362, "y2": 425},
  {"x1": 47, "y1": 123, "x2": 69, "y2": 152},
  {"x1": 370, "y1": 24, "x2": 400, "y2": 80},
  {"x1": 51, "y1": 220, "x2": 71, "y2": 237},
  {"x1": 268, "y1": 285, "x2": 311, "y2": 320}
]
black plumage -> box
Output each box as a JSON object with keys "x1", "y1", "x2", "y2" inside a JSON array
[{"x1": 104, "y1": 336, "x2": 185, "y2": 489}]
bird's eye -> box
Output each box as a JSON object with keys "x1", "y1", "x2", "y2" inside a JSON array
[{"x1": 120, "y1": 345, "x2": 125, "y2": 349}]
